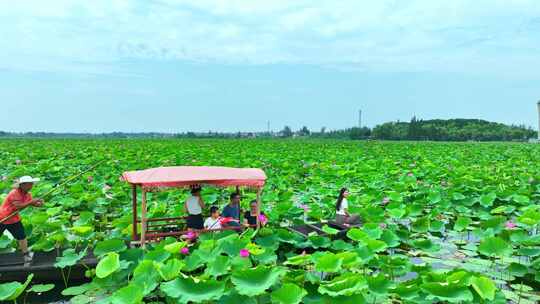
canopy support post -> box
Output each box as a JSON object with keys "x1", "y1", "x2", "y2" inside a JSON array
[
  {"x1": 132, "y1": 185, "x2": 138, "y2": 241},
  {"x1": 256, "y1": 188, "x2": 262, "y2": 228},
  {"x1": 141, "y1": 189, "x2": 147, "y2": 249}
]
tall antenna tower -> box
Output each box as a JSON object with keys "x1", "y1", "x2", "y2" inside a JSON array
[{"x1": 358, "y1": 110, "x2": 362, "y2": 128}]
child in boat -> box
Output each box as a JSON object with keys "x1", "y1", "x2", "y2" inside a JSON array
[
  {"x1": 185, "y1": 186, "x2": 205, "y2": 230},
  {"x1": 335, "y1": 187, "x2": 361, "y2": 226},
  {"x1": 204, "y1": 206, "x2": 222, "y2": 230}
]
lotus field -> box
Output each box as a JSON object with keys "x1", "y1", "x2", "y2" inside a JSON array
[{"x1": 1, "y1": 139, "x2": 540, "y2": 304}]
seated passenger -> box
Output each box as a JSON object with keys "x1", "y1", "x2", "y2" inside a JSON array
[
  {"x1": 335, "y1": 187, "x2": 361, "y2": 226},
  {"x1": 204, "y1": 206, "x2": 222, "y2": 230},
  {"x1": 243, "y1": 200, "x2": 267, "y2": 227},
  {"x1": 185, "y1": 186, "x2": 205, "y2": 230},
  {"x1": 222, "y1": 192, "x2": 241, "y2": 227}
]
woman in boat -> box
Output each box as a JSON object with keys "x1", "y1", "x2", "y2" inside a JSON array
[
  {"x1": 184, "y1": 186, "x2": 205, "y2": 230},
  {"x1": 335, "y1": 187, "x2": 361, "y2": 226},
  {"x1": 243, "y1": 200, "x2": 267, "y2": 228}
]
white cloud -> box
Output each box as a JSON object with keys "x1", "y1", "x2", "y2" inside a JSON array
[{"x1": 0, "y1": 0, "x2": 539, "y2": 76}]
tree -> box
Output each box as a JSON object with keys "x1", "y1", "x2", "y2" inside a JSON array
[
  {"x1": 298, "y1": 126, "x2": 310, "y2": 136},
  {"x1": 281, "y1": 126, "x2": 293, "y2": 138}
]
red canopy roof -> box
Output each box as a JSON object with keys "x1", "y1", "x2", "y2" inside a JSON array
[{"x1": 122, "y1": 166, "x2": 267, "y2": 189}]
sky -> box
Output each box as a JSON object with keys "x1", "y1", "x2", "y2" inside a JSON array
[{"x1": 1, "y1": 0, "x2": 539, "y2": 133}]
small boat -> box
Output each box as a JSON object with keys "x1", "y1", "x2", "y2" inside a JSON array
[{"x1": 0, "y1": 251, "x2": 97, "y2": 283}]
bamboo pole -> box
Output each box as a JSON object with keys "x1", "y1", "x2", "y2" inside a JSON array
[
  {"x1": 132, "y1": 185, "x2": 138, "y2": 241},
  {"x1": 256, "y1": 188, "x2": 262, "y2": 229},
  {"x1": 141, "y1": 189, "x2": 147, "y2": 249}
]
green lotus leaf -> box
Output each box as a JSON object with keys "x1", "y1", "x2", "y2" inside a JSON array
[
  {"x1": 336, "y1": 252, "x2": 361, "y2": 268},
  {"x1": 346, "y1": 229, "x2": 369, "y2": 242},
  {"x1": 314, "y1": 252, "x2": 343, "y2": 273},
  {"x1": 132, "y1": 260, "x2": 161, "y2": 295},
  {"x1": 421, "y1": 282, "x2": 473, "y2": 303},
  {"x1": 271, "y1": 283, "x2": 307, "y2": 304},
  {"x1": 321, "y1": 225, "x2": 339, "y2": 235},
  {"x1": 156, "y1": 259, "x2": 184, "y2": 281},
  {"x1": 61, "y1": 283, "x2": 93, "y2": 296},
  {"x1": 411, "y1": 217, "x2": 430, "y2": 233},
  {"x1": 478, "y1": 237, "x2": 512, "y2": 257},
  {"x1": 70, "y1": 294, "x2": 93, "y2": 304},
  {"x1": 144, "y1": 247, "x2": 171, "y2": 263},
  {"x1": 55, "y1": 248, "x2": 87, "y2": 269},
  {"x1": 28, "y1": 284, "x2": 55, "y2": 293},
  {"x1": 94, "y1": 239, "x2": 127, "y2": 257},
  {"x1": 96, "y1": 252, "x2": 120, "y2": 279},
  {"x1": 0, "y1": 282, "x2": 21, "y2": 301},
  {"x1": 71, "y1": 225, "x2": 93, "y2": 235},
  {"x1": 304, "y1": 293, "x2": 367, "y2": 304},
  {"x1": 308, "y1": 235, "x2": 331, "y2": 248},
  {"x1": 380, "y1": 230, "x2": 400, "y2": 247},
  {"x1": 164, "y1": 241, "x2": 187, "y2": 254},
  {"x1": 231, "y1": 266, "x2": 286, "y2": 297},
  {"x1": 318, "y1": 273, "x2": 367, "y2": 297},
  {"x1": 471, "y1": 276, "x2": 496, "y2": 301},
  {"x1": 367, "y1": 274, "x2": 391, "y2": 294},
  {"x1": 284, "y1": 253, "x2": 312, "y2": 266},
  {"x1": 362, "y1": 223, "x2": 383, "y2": 239},
  {"x1": 507, "y1": 263, "x2": 528, "y2": 277},
  {"x1": 0, "y1": 274, "x2": 33, "y2": 301},
  {"x1": 110, "y1": 283, "x2": 144, "y2": 304},
  {"x1": 412, "y1": 239, "x2": 441, "y2": 252},
  {"x1": 512, "y1": 194, "x2": 530, "y2": 204},
  {"x1": 517, "y1": 209, "x2": 540, "y2": 226},
  {"x1": 160, "y1": 277, "x2": 225, "y2": 303},
  {"x1": 478, "y1": 193, "x2": 497, "y2": 207},
  {"x1": 218, "y1": 292, "x2": 257, "y2": 304},
  {"x1": 454, "y1": 217, "x2": 472, "y2": 232},
  {"x1": 205, "y1": 255, "x2": 231, "y2": 278}
]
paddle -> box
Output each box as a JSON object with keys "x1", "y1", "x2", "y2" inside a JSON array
[{"x1": 0, "y1": 159, "x2": 106, "y2": 224}]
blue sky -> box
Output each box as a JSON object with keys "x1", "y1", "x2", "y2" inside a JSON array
[{"x1": 1, "y1": 0, "x2": 539, "y2": 133}]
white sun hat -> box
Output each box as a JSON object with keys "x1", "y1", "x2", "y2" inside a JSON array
[{"x1": 14, "y1": 176, "x2": 40, "y2": 186}]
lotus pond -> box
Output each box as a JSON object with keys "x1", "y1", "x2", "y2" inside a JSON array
[{"x1": 1, "y1": 139, "x2": 540, "y2": 304}]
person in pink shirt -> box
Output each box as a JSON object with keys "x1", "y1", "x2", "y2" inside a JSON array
[{"x1": 0, "y1": 176, "x2": 43, "y2": 263}]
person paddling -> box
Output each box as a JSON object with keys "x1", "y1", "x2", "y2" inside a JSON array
[
  {"x1": 0, "y1": 176, "x2": 43, "y2": 263},
  {"x1": 335, "y1": 187, "x2": 361, "y2": 226}
]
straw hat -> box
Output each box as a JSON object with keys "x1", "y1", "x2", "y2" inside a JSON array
[{"x1": 14, "y1": 176, "x2": 40, "y2": 187}]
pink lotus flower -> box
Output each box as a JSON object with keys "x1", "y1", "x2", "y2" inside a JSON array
[
  {"x1": 382, "y1": 197, "x2": 390, "y2": 205},
  {"x1": 299, "y1": 204, "x2": 310, "y2": 212},
  {"x1": 407, "y1": 173, "x2": 414, "y2": 177},
  {"x1": 185, "y1": 231, "x2": 197, "y2": 240},
  {"x1": 103, "y1": 184, "x2": 112, "y2": 191},
  {"x1": 240, "y1": 249, "x2": 250, "y2": 258},
  {"x1": 15, "y1": 159, "x2": 21, "y2": 165},
  {"x1": 505, "y1": 221, "x2": 517, "y2": 230},
  {"x1": 87, "y1": 176, "x2": 94, "y2": 183},
  {"x1": 301, "y1": 250, "x2": 307, "y2": 256},
  {"x1": 379, "y1": 223, "x2": 387, "y2": 229},
  {"x1": 258, "y1": 214, "x2": 268, "y2": 225},
  {"x1": 180, "y1": 247, "x2": 189, "y2": 255}
]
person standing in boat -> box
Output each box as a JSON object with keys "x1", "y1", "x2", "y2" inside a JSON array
[
  {"x1": 184, "y1": 186, "x2": 205, "y2": 230},
  {"x1": 0, "y1": 176, "x2": 43, "y2": 263},
  {"x1": 335, "y1": 187, "x2": 361, "y2": 226}
]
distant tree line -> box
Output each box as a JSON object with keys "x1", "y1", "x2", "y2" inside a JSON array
[
  {"x1": 369, "y1": 118, "x2": 536, "y2": 141},
  {"x1": 0, "y1": 118, "x2": 536, "y2": 142}
]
